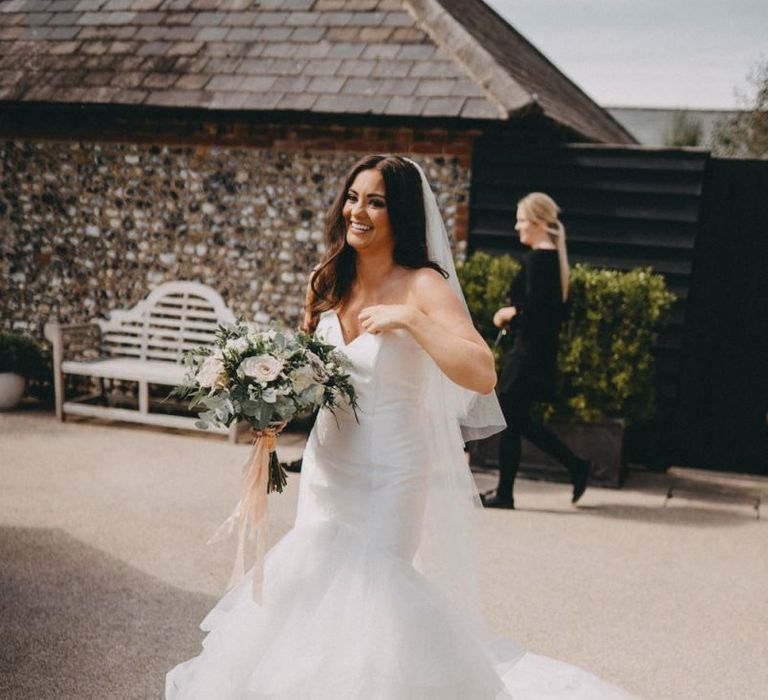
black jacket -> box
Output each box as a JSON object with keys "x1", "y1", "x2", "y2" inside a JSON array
[{"x1": 498, "y1": 249, "x2": 564, "y2": 401}]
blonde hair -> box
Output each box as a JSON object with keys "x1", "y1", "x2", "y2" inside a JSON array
[{"x1": 518, "y1": 192, "x2": 570, "y2": 302}]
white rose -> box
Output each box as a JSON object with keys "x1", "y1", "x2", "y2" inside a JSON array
[
  {"x1": 238, "y1": 354, "x2": 284, "y2": 383},
  {"x1": 225, "y1": 337, "x2": 250, "y2": 354},
  {"x1": 197, "y1": 355, "x2": 226, "y2": 389}
]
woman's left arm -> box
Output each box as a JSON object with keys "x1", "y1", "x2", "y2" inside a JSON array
[{"x1": 358, "y1": 269, "x2": 497, "y2": 395}]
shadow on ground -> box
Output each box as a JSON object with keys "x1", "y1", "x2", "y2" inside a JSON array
[{"x1": 0, "y1": 526, "x2": 214, "y2": 700}]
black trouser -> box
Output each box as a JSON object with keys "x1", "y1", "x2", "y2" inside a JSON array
[{"x1": 496, "y1": 390, "x2": 583, "y2": 499}]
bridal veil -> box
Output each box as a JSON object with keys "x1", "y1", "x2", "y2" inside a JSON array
[{"x1": 403, "y1": 158, "x2": 517, "y2": 661}]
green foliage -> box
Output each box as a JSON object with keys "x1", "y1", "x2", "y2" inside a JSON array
[
  {"x1": 457, "y1": 254, "x2": 676, "y2": 423},
  {"x1": 664, "y1": 110, "x2": 703, "y2": 147},
  {"x1": 711, "y1": 59, "x2": 768, "y2": 158},
  {"x1": 552, "y1": 265, "x2": 675, "y2": 423},
  {"x1": 0, "y1": 332, "x2": 46, "y2": 379},
  {"x1": 456, "y1": 251, "x2": 520, "y2": 361}
]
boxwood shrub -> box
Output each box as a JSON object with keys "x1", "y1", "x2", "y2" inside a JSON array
[{"x1": 456, "y1": 253, "x2": 676, "y2": 424}]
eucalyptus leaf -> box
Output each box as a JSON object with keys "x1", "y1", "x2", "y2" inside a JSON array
[
  {"x1": 201, "y1": 394, "x2": 224, "y2": 410},
  {"x1": 258, "y1": 401, "x2": 274, "y2": 429},
  {"x1": 241, "y1": 399, "x2": 261, "y2": 417},
  {"x1": 274, "y1": 397, "x2": 296, "y2": 420}
]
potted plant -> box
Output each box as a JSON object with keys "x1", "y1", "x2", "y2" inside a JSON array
[
  {"x1": 0, "y1": 331, "x2": 46, "y2": 410},
  {"x1": 457, "y1": 255, "x2": 675, "y2": 487}
]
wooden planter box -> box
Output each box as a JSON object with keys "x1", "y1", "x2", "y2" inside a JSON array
[{"x1": 469, "y1": 418, "x2": 627, "y2": 488}]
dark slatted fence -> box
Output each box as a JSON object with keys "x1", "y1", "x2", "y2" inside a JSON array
[
  {"x1": 676, "y1": 158, "x2": 768, "y2": 472},
  {"x1": 469, "y1": 143, "x2": 706, "y2": 410},
  {"x1": 468, "y1": 142, "x2": 767, "y2": 473}
]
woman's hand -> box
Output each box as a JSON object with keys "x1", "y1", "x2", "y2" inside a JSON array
[
  {"x1": 493, "y1": 306, "x2": 517, "y2": 329},
  {"x1": 358, "y1": 304, "x2": 415, "y2": 335}
]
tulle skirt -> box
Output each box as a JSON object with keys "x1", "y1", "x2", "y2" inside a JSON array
[
  {"x1": 166, "y1": 517, "x2": 635, "y2": 699},
  {"x1": 166, "y1": 518, "x2": 506, "y2": 699}
]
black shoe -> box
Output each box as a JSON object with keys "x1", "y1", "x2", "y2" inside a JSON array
[
  {"x1": 282, "y1": 458, "x2": 303, "y2": 473},
  {"x1": 571, "y1": 459, "x2": 591, "y2": 503},
  {"x1": 481, "y1": 490, "x2": 515, "y2": 509}
]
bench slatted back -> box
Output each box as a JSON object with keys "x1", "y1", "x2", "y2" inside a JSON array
[{"x1": 98, "y1": 282, "x2": 236, "y2": 363}]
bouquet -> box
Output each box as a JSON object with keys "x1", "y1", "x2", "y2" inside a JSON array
[
  {"x1": 172, "y1": 322, "x2": 357, "y2": 492},
  {"x1": 171, "y1": 321, "x2": 358, "y2": 597}
]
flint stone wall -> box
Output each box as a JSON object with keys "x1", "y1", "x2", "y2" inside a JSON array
[{"x1": 1, "y1": 140, "x2": 469, "y2": 338}]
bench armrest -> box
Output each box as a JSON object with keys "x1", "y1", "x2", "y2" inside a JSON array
[{"x1": 44, "y1": 321, "x2": 103, "y2": 362}]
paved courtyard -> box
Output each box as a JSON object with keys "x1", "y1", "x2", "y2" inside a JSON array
[{"x1": 1, "y1": 411, "x2": 766, "y2": 699}]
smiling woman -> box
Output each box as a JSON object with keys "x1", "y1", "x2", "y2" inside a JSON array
[
  {"x1": 306, "y1": 154, "x2": 445, "y2": 336},
  {"x1": 166, "y1": 156, "x2": 635, "y2": 700},
  {"x1": 305, "y1": 154, "x2": 495, "y2": 395}
]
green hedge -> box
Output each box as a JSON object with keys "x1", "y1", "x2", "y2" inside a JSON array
[
  {"x1": 456, "y1": 253, "x2": 676, "y2": 424},
  {"x1": 455, "y1": 251, "x2": 520, "y2": 356}
]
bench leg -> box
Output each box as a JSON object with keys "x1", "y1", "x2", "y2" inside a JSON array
[
  {"x1": 53, "y1": 373, "x2": 65, "y2": 421},
  {"x1": 139, "y1": 381, "x2": 149, "y2": 415},
  {"x1": 52, "y1": 351, "x2": 65, "y2": 422}
]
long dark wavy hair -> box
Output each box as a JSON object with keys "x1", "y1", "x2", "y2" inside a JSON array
[{"x1": 306, "y1": 154, "x2": 447, "y2": 332}]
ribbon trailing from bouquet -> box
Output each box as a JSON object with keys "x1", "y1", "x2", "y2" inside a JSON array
[{"x1": 207, "y1": 427, "x2": 279, "y2": 602}]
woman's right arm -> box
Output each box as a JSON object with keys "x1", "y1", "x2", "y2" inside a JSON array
[
  {"x1": 493, "y1": 258, "x2": 527, "y2": 328},
  {"x1": 493, "y1": 260, "x2": 526, "y2": 328}
]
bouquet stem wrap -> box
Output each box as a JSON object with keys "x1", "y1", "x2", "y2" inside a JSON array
[{"x1": 208, "y1": 427, "x2": 284, "y2": 602}]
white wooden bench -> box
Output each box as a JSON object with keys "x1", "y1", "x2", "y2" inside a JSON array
[{"x1": 44, "y1": 281, "x2": 241, "y2": 442}]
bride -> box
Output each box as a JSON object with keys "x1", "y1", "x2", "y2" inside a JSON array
[{"x1": 166, "y1": 155, "x2": 635, "y2": 699}]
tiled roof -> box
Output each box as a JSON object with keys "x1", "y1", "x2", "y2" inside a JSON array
[{"x1": 0, "y1": 0, "x2": 635, "y2": 143}]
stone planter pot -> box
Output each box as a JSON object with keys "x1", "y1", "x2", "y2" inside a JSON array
[
  {"x1": 0, "y1": 372, "x2": 26, "y2": 410},
  {"x1": 469, "y1": 418, "x2": 627, "y2": 488}
]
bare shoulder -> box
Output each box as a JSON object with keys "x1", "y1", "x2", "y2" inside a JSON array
[
  {"x1": 403, "y1": 266, "x2": 465, "y2": 318},
  {"x1": 406, "y1": 266, "x2": 452, "y2": 297}
]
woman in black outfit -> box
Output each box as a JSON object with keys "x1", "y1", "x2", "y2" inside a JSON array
[{"x1": 481, "y1": 192, "x2": 590, "y2": 510}]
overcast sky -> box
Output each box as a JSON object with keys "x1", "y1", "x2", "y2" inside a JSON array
[{"x1": 485, "y1": 0, "x2": 767, "y2": 109}]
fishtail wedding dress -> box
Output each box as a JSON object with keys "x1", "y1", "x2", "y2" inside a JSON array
[{"x1": 166, "y1": 310, "x2": 635, "y2": 699}]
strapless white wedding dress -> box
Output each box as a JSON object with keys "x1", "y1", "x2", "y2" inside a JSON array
[{"x1": 166, "y1": 311, "x2": 636, "y2": 699}]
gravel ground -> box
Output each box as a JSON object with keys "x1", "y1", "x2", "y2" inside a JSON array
[{"x1": 1, "y1": 411, "x2": 766, "y2": 700}]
